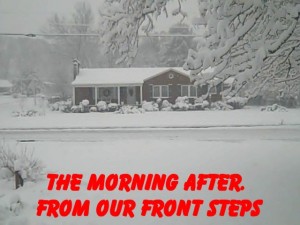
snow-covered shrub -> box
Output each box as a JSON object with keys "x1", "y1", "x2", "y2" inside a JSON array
[
  {"x1": 50, "y1": 100, "x2": 73, "y2": 113},
  {"x1": 11, "y1": 109, "x2": 38, "y2": 117},
  {"x1": 211, "y1": 101, "x2": 233, "y2": 111},
  {"x1": 82, "y1": 99, "x2": 89, "y2": 106},
  {"x1": 50, "y1": 102, "x2": 60, "y2": 111},
  {"x1": 89, "y1": 106, "x2": 97, "y2": 112},
  {"x1": 80, "y1": 100, "x2": 89, "y2": 113},
  {"x1": 108, "y1": 103, "x2": 119, "y2": 112},
  {"x1": 194, "y1": 97, "x2": 209, "y2": 110},
  {"x1": 161, "y1": 100, "x2": 173, "y2": 111},
  {"x1": 59, "y1": 100, "x2": 73, "y2": 113},
  {"x1": 156, "y1": 98, "x2": 162, "y2": 110},
  {"x1": 97, "y1": 101, "x2": 107, "y2": 112},
  {"x1": 0, "y1": 142, "x2": 44, "y2": 183},
  {"x1": 161, "y1": 100, "x2": 172, "y2": 109},
  {"x1": 142, "y1": 101, "x2": 159, "y2": 112},
  {"x1": 261, "y1": 104, "x2": 288, "y2": 112},
  {"x1": 172, "y1": 96, "x2": 189, "y2": 111},
  {"x1": 116, "y1": 105, "x2": 145, "y2": 114},
  {"x1": 226, "y1": 97, "x2": 248, "y2": 109},
  {"x1": 71, "y1": 105, "x2": 81, "y2": 113}
]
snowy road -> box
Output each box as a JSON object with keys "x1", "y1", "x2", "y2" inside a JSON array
[{"x1": 1, "y1": 126, "x2": 300, "y2": 143}]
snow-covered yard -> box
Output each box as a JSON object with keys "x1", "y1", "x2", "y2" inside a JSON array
[
  {"x1": 0, "y1": 130, "x2": 300, "y2": 225},
  {"x1": 1, "y1": 96, "x2": 300, "y2": 225},
  {"x1": 0, "y1": 96, "x2": 300, "y2": 130}
]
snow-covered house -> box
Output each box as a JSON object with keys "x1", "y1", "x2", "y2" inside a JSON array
[
  {"x1": 71, "y1": 61, "x2": 210, "y2": 105},
  {"x1": 0, "y1": 79, "x2": 13, "y2": 94}
]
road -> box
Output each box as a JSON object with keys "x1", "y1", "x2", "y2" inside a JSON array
[{"x1": 1, "y1": 126, "x2": 300, "y2": 143}]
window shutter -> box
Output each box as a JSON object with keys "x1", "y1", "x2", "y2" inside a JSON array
[
  {"x1": 149, "y1": 85, "x2": 153, "y2": 99},
  {"x1": 197, "y1": 85, "x2": 202, "y2": 97},
  {"x1": 168, "y1": 85, "x2": 172, "y2": 98}
]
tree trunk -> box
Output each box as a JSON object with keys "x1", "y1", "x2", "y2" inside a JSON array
[{"x1": 15, "y1": 171, "x2": 24, "y2": 189}]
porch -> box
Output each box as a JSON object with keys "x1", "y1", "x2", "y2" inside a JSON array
[{"x1": 73, "y1": 85, "x2": 143, "y2": 106}]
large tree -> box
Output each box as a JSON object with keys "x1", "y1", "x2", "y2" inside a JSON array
[
  {"x1": 99, "y1": 0, "x2": 300, "y2": 99},
  {"x1": 184, "y1": 0, "x2": 300, "y2": 99},
  {"x1": 159, "y1": 23, "x2": 194, "y2": 67},
  {"x1": 45, "y1": 1, "x2": 101, "y2": 68}
]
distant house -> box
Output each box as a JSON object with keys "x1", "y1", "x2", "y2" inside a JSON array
[
  {"x1": 0, "y1": 79, "x2": 13, "y2": 94},
  {"x1": 71, "y1": 61, "x2": 224, "y2": 105}
]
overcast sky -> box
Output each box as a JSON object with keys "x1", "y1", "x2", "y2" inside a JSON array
[{"x1": 0, "y1": 0, "x2": 199, "y2": 34}]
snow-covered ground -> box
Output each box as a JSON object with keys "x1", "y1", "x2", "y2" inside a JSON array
[
  {"x1": 0, "y1": 130, "x2": 300, "y2": 225},
  {"x1": 0, "y1": 96, "x2": 300, "y2": 225},
  {"x1": 0, "y1": 96, "x2": 300, "y2": 130}
]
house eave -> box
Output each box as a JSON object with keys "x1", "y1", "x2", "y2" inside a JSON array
[
  {"x1": 72, "y1": 83, "x2": 144, "y2": 87},
  {"x1": 143, "y1": 68, "x2": 190, "y2": 82}
]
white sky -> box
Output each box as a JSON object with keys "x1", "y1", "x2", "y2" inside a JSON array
[{"x1": 0, "y1": 0, "x2": 199, "y2": 34}]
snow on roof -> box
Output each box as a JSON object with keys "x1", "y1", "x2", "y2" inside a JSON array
[
  {"x1": 72, "y1": 67, "x2": 189, "y2": 86},
  {"x1": 0, "y1": 79, "x2": 12, "y2": 88}
]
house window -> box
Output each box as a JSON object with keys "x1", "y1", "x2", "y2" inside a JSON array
[
  {"x1": 152, "y1": 85, "x2": 169, "y2": 98},
  {"x1": 181, "y1": 85, "x2": 197, "y2": 98}
]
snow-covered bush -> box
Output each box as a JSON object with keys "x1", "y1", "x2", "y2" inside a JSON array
[
  {"x1": 156, "y1": 98, "x2": 162, "y2": 110},
  {"x1": 108, "y1": 103, "x2": 119, "y2": 112},
  {"x1": 11, "y1": 110, "x2": 38, "y2": 117},
  {"x1": 50, "y1": 100, "x2": 73, "y2": 113},
  {"x1": 226, "y1": 97, "x2": 248, "y2": 109},
  {"x1": 172, "y1": 96, "x2": 190, "y2": 111},
  {"x1": 194, "y1": 97, "x2": 209, "y2": 110},
  {"x1": 80, "y1": 100, "x2": 89, "y2": 113},
  {"x1": 89, "y1": 106, "x2": 97, "y2": 112},
  {"x1": 71, "y1": 105, "x2": 81, "y2": 113},
  {"x1": 142, "y1": 101, "x2": 159, "y2": 112},
  {"x1": 59, "y1": 100, "x2": 73, "y2": 113},
  {"x1": 261, "y1": 104, "x2": 288, "y2": 112},
  {"x1": 82, "y1": 99, "x2": 89, "y2": 106},
  {"x1": 161, "y1": 99, "x2": 173, "y2": 111},
  {"x1": 97, "y1": 101, "x2": 107, "y2": 112},
  {"x1": 116, "y1": 105, "x2": 145, "y2": 114},
  {"x1": 211, "y1": 101, "x2": 233, "y2": 111},
  {"x1": 161, "y1": 100, "x2": 172, "y2": 110},
  {"x1": 0, "y1": 142, "x2": 44, "y2": 183},
  {"x1": 50, "y1": 102, "x2": 60, "y2": 111}
]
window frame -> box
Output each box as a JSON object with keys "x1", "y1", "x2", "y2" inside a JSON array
[
  {"x1": 181, "y1": 85, "x2": 198, "y2": 98},
  {"x1": 152, "y1": 85, "x2": 169, "y2": 98}
]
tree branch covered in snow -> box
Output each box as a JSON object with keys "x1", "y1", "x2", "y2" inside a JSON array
[
  {"x1": 183, "y1": 0, "x2": 300, "y2": 99},
  {"x1": 99, "y1": 0, "x2": 187, "y2": 66},
  {"x1": 99, "y1": 0, "x2": 300, "y2": 98}
]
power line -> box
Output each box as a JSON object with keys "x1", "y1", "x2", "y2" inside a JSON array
[{"x1": 0, "y1": 32, "x2": 201, "y2": 38}]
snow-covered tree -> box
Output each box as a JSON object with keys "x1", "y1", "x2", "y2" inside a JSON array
[
  {"x1": 99, "y1": 0, "x2": 187, "y2": 66},
  {"x1": 99, "y1": 0, "x2": 300, "y2": 99},
  {"x1": 184, "y1": 0, "x2": 300, "y2": 99},
  {"x1": 45, "y1": 1, "x2": 100, "y2": 68},
  {"x1": 159, "y1": 23, "x2": 194, "y2": 67}
]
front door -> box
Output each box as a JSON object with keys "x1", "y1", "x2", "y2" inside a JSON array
[{"x1": 127, "y1": 86, "x2": 136, "y2": 105}]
